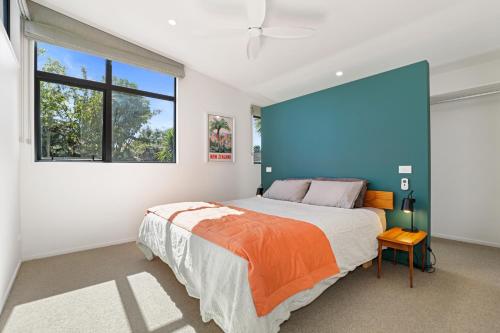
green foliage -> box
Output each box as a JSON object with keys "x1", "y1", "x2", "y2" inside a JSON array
[
  {"x1": 209, "y1": 118, "x2": 230, "y2": 134},
  {"x1": 156, "y1": 128, "x2": 175, "y2": 161},
  {"x1": 253, "y1": 145, "x2": 261, "y2": 164},
  {"x1": 39, "y1": 57, "x2": 174, "y2": 162},
  {"x1": 254, "y1": 117, "x2": 261, "y2": 134},
  {"x1": 209, "y1": 117, "x2": 232, "y2": 153},
  {"x1": 40, "y1": 57, "x2": 103, "y2": 159}
]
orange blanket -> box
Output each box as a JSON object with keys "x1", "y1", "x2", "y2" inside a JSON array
[{"x1": 148, "y1": 203, "x2": 340, "y2": 316}]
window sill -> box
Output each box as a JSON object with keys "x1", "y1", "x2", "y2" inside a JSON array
[{"x1": 36, "y1": 159, "x2": 177, "y2": 164}]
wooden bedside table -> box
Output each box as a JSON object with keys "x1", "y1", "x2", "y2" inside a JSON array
[{"x1": 377, "y1": 227, "x2": 427, "y2": 288}]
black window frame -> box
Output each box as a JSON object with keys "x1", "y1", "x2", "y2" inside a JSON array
[
  {"x1": 34, "y1": 42, "x2": 177, "y2": 163},
  {"x1": 2, "y1": 0, "x2": 9, "y2": 37}
]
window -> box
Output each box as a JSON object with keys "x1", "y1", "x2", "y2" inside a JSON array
[
  {"x1": 1, "y1": 0, "x2": 9, "y2": 37},
  {"x1": 252, "y1": 116, "x2": 261, "y2": 164},
  {"x1": 35, "y1": 41, "x2": 176, "y2": 162}
]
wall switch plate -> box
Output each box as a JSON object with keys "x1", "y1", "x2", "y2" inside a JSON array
[
  {"x1": 265, "y1": 166, "x2": 272, "y2": 173},
  {"x1": 401, "y1": 178, "x2": 409, "y2": 190},
  {"x1": 399, "y1": 165, "x2": 412, "y2": 174}
]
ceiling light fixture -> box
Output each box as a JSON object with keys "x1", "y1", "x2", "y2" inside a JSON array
[
  {"x1": 336, "y1": 71, "x2": 343, "y2": 77},
  {"x1": 168, "y1": 19, "x2": 177, "y2": 26}
]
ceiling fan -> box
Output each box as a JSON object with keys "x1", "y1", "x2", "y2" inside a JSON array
[{"x1": 239, "y1": 0, "x2": 316, "y2": 59}]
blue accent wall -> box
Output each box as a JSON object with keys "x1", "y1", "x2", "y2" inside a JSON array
[{"x1": 261, "y1": 61, "x2": 430, "y2": 265}]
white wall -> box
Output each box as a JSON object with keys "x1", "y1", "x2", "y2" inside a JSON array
[
  {"x1": 0, "y1": 1, "x2": 21, "y2": 313},
  {"x1": 431, "y1": 93, "x2": 500, "y2": 247},
  {"x1": 430, "y1": 53, "x2": 500, "y2": 247},
  {"x1": 20, "y1": 66, "x2": 261, "y2": 260}
]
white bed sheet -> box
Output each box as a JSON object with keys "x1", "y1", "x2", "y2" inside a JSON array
[{"x1": 137, "y1": 197, "x2": 385, "y2": 333}]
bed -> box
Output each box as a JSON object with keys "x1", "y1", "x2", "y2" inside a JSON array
[{"x1": 137, "y1": 191, "x2": 391, "y2": 333}]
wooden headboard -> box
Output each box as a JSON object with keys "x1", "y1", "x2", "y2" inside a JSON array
[{"x1": 363, "y1": 190, "x2": 394, "y2": 210}]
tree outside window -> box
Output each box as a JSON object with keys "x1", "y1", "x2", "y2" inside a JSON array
[{"x1": 36, "y1": 42, "x2": 176, "y2": 162}]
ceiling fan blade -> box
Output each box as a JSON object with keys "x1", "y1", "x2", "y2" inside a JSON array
[
  {"x1": 246, "y1": 0, "x2": 266, "y2": 27},
  {"x1": 247, "y1": 35, "x2": 261, "y2": 60},
  {"x1": 262, "y1": 27, "x2": 315, "y2": 39}
]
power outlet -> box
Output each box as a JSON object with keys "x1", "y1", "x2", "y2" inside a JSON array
[{"x1": 401, "y1": 178, "x2": 409, "y2": 191}]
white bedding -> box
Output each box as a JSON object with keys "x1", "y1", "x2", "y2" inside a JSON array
[{"x1": 137, "y1": 197, "x2": 385, "y2": 333}]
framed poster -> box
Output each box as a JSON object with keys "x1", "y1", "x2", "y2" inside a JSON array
[{"x1": 207, "y1": 114, "x2": 234, "y2": 162}]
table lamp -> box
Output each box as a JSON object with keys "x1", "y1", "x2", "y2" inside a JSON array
[{"x1": 401, "y1": 190, "x2": 417, "y2": 233}]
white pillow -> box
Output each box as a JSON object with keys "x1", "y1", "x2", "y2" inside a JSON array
[
  {"x1": 302, "y1": 180, "x2": 364, "y2": 208},
  {"x1": 263, "y1": 179, "x2": 311, "y2": 202}
]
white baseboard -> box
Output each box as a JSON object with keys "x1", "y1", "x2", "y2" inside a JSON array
[
  {"x1": 22, "y1": 237, "x2": 137, "y2": 261},
  {"x1": 433, "y1": 232, "x2": 500, "y2": 248},
  {"x1": 0, "y1": 260, "x2": 21, "y2": 315}
]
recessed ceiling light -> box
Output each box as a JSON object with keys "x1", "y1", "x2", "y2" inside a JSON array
[
  {"x1": 168, "y1": 19, "x2": 177, "y2": 26},
  {"x1": 336, "y1": 71, "x2": 343, "y2": 77}
]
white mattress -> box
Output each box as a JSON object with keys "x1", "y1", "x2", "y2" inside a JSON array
[{"x1": 137, "y1": 197, "x2": 385, "y2": 333}]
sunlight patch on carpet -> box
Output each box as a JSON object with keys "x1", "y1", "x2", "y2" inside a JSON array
[
  {"x1": 3, "y1": 281, "x2": 131, "y2": 332},
  {"x1": 127, "y1": 272, "x2": 186, "y2": 332}
]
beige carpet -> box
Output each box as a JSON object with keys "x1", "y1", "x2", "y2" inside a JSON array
[{"x1": 1, "y1": 237, "x2": 499, "y2": 333}]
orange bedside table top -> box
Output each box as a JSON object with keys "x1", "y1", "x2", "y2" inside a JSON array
[{"x1": 377, "y1": 227, "x2": 427, "y2": 246}]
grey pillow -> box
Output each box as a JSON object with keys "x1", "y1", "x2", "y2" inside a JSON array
[
  {"x1": 263, "y1": 179, "x2": 311, "y2": 202},
  {"x1": 302, "y1": 180, "x2": 364, "y2": 209},
  {"x1": 316, "y1": 178, "x2": 368, "y2": 208}
]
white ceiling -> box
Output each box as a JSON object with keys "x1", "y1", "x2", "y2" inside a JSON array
[{"x1": 33, "y1": 0, "x2": 500, "y2": 105}]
